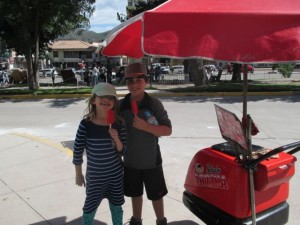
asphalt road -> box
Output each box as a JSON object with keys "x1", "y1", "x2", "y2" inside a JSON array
[{"x1": 1, "y1": 95, "x2": 300, "y2": 224}]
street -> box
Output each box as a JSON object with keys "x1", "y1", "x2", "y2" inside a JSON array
[
  {"x1": 0, "y1": 95, "x2": 300, "y2": 225},
  {"x1": 37, "y1": 67, "x2": 300, "y2": 86}
]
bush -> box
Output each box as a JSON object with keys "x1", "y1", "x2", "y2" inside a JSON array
[{"x1": 278, "y1": 64, "x2": 294, "y2": 78}]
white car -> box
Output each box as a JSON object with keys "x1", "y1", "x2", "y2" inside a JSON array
[
  {"x1": 161, "y1": 66, "x2": 170, "y2": 74},
  {"x1": 171, "y1": 65, "x2": 184, "y2": 74},
  {"x1": 204, "y1": 64, "x2": 217, "y2": 72},
  {"x1": 39, "y1": 68, "x2": 57, "y2": 77}
]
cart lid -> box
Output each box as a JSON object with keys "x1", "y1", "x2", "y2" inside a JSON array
[{"x1": 214, "y1": 104, "x2": 250, "y2": 160}]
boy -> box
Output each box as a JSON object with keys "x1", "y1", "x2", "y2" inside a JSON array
[{"x1": 118, "y1": 62, "x2": 172, "y2": 225}]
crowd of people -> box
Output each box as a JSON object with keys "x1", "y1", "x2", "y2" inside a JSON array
[{"x1": 81, "y1": 63, "x2": 114, "y2": 87}]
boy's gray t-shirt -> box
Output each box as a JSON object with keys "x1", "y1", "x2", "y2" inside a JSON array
[{"x1": 118, "y1": 93, "x2": 172, "y2": 170}]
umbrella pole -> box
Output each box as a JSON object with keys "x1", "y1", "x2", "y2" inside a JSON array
[
  {"x1": 243, "y1": 64, "x2": 256, "y2": 224},
  {"x1": 242, "y1": 64, "x2": 248, "y2": 119},
  {"x1": 247, "y1": 115, "x2": 256, "y2": 225}
]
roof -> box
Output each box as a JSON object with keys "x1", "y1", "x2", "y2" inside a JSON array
[{"x1": 50, "y1": 40, "x2": 97, "y2": 50}]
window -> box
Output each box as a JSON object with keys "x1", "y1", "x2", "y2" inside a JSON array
[{"x1": 64, "y1": 51, "x2": 79, "y2": 58}]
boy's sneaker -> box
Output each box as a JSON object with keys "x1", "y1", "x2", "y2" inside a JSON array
[
  {"x1": 156, "y1": 217, "x2": 167, "y2": 225},
  {"x1": 125, "y1": 216, "x2": 143, "y2": 225}
]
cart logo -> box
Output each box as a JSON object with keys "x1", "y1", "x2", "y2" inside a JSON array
[
  {"x1": 195, "y1": 163, "x2": 204, "y2": 173},
  {"x1": 194, "y1": 163, "x2": 229, "y2": 189},
  {"x1": 207, "y1": 163, "x2": 221, "y2": 174}
]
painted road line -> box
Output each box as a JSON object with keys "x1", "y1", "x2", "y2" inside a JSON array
[{"x1": 10, "y1": 132, "x2": 73, "y2": 156}]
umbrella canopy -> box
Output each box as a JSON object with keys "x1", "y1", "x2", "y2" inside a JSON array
[
  {"x1": 102, "y1": 0, "x2": 300, "y2": 63},
  {"x1": 102, "y1": 3, "x2": 300, "y2": 223}
]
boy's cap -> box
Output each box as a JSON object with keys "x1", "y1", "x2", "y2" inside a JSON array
[
  {"x1": 92, "y1": 83, "x2": 117, "y2": 97},
  {"x1": 125, "y1": 62, "x2": 147, "y2": 78}
]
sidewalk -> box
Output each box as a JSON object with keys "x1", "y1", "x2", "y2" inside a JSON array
[
  {"x1": 1, "y1": 95, "x2": 299, "y2": 225},
  {"x1": 0, "y1": 133, "x2": 199, "y2": 225}
]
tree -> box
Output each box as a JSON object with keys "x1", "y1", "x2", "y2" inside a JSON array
[
  {"x1": 0, "y1": 0, "x2": 95, "y2": 90},
  {"x1": 121, "y1": 0, "x2": 208, "y2": 86},
  {"x1": 188, "y1": 59, "x2": 209, "y2": 86},
  {"x1": 126, "y1": 0, "x2": 167, "y2": 17},
  {"x1": 231, "y1": 63, "x2": 242, "y2": 81},
  {"x1": 278, "y1": 64, "x2": 294, "y2": 78}
]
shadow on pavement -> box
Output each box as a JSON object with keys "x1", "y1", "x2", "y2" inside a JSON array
[
  {"x1": 159, "y1": 95, "x2": 300, "y2": 104},
  {"x1": 168, "y1": 220, "x2": 200, "y2": 225},
  {"x1": 29, "y1": 216, "x2": 107, "y2": 225},
  {"x1": 61, "y1": 140, "x2": 75, "y2": 151}
]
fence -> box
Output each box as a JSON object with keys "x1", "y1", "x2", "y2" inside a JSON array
[{"x1": 151, "y1": 73, "x2": 191, "y2": 85}]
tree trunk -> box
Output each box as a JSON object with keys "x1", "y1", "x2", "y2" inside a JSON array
[
  {"x1": 27, "y1": 3, "x2": 40, "y2": 91},
  {"x1": 188, "y1": 59, "x2": 209, "y2": 86},
  {"x1": 26, "y1": 50, "x2": 34, "y2": 90},
  {"x1": 231, "y1": 63, "x2": 242, "y2": 81}
]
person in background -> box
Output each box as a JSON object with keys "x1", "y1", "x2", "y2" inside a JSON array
[
  {"x1": 116, "y1": 66, "x2": 125, "y2": 84},
  {"x1": 99, "y1": 64, "x2": 107, "y2": 82},
  {"x1": 91, "y1": 64, "x2": 99, "y2": 87},
  {"x1": 106, "y1": 62, "x2": 113, "y2": 84},
  {"x1": 51, "y1": 67, "x2": 56, "y2": 86},
  {"x1": 118, "y1": 62, "x2": 172, "y2": 225},
  {"x1": 84, "y1": 67, "x2": 90, "y2": 86},
  {"x1": 154, "y1": 65, "x2": 161, "y2": 82},
  {"x1": 73, "y1": 83, "x2": 127, "y2": 225}
]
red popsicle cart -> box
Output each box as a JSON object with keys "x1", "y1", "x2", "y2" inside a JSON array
[{"x1": 183, "y1": 105, "x2": 300, "y2": 225}]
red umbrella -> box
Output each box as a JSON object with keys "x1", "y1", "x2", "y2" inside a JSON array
[
  {"x1": 102, "y1": 1, "x2": 300, "y2": 223},
  {"x1": 102, "y1": 0, "x2": 300, "y2": 121},
  {"x1": 102, "y1": 0, "x2": 300, "y2": 63}
]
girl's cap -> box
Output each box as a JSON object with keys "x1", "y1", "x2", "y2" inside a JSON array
[{"x1": 92, "y1": 83, "x2": 118, "y2": 98}]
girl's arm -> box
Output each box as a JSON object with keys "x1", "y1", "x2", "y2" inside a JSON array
[
  {"x1": 109, "y1": 123, "x2": 127, "y2": 154},
  {"x1": 109, "y1": 128, "x2": 123, "y2": 152},
  {"x1": 73, "y1": 120, "x2": 87, "y2": 186},
  {"x1": 75, "y1": 165, "x2": 85, "y2": 187}
]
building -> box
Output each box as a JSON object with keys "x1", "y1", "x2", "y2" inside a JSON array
[
  {"x1": 49, "y1": 40, "x2": 125, "y2": 71},
  {"x1": 49, "y1": 40, "x2": 98, "y2": 69}
]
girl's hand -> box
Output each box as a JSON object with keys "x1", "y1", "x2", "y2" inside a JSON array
[
  {"x1": 109, "y1": 128, "x2": 123, "y2": 152},
  {"x1": 75, "y1": 174, "x2": 85, "y2": 187},
  {"x1": 109, "y1": 128, "x2": 119, "y2": 142}
]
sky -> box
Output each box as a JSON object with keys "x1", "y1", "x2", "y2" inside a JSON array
[{"x1": 89, "y1": 0, "x2": 127, "y2": 33}]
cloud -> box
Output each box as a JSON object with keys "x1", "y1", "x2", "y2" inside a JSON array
[{"x1": 89, "y1": 0, "x2": 127, "y2": 33}]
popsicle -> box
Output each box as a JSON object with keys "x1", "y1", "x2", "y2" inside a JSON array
[
  {"x1": 107, "y1": 109, "x2": 115, "y2": 128},
  {"x1": 131, "y1": 100, "x2": 139, "y2": 115}
]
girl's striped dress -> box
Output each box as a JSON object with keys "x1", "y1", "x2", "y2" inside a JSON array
[{"x1": 73, "y1": 119, "x2": 127, "y2": 213}]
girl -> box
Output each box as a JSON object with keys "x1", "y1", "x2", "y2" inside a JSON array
[{"x1": 73, "y1": 83, "x2": 127, "y2": 225}]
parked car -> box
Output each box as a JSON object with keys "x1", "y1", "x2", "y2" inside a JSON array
[
  {"x1": 39, "y1": 68, "x2": 57, "y2": 77},
  {"x1": 152, "y1": 63, "x2": 161, "y2": 68},
  {"x1": 247, "y1": 65, "x2": 255, "y2": 73},
  {"x1": 204, "y1": 64, "x2": 217, "y2": 73},
  {"x1": 161, "y1": 66, "x2": 170, "y2": 74},
  {"x1": 171, "y1": 65, "x2": 184, "y2": 74}
]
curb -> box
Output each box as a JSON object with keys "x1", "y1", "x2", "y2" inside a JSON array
[{"x1": 149, "y1": 91, "x2": 300, "y2": 97}]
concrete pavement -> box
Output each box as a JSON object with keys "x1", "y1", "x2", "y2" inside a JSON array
[
  {"x1": 1, "y1": 94, "x2": 300, "y2": 225},
  {"x1": 0, "y1": 132, "x2": 200, "y2": 225}
]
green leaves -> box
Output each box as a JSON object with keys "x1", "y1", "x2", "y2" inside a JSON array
[{"x1": 278, "y1": 64, "x2": 295, "y2": 78}]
